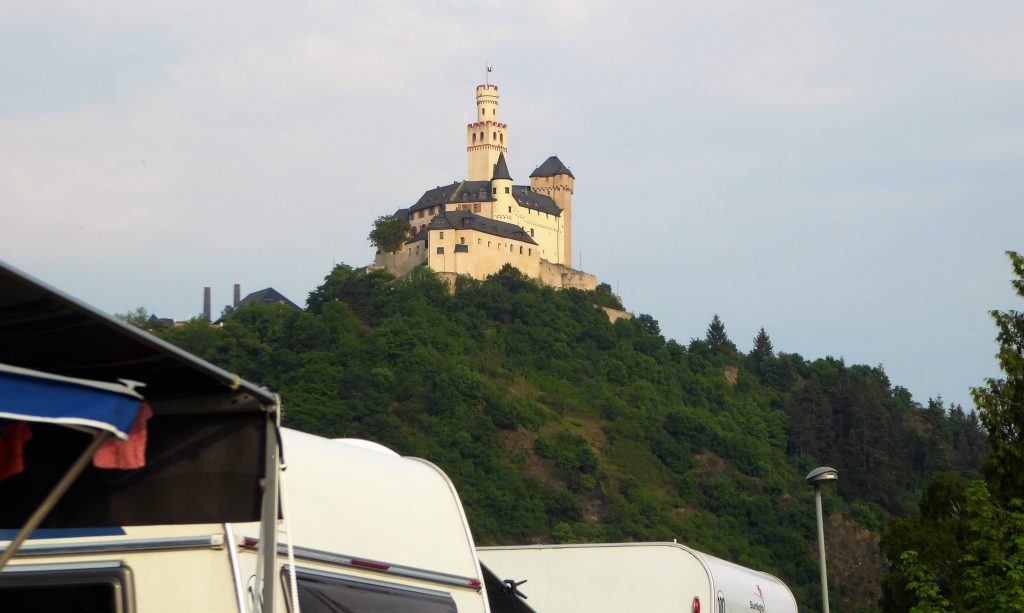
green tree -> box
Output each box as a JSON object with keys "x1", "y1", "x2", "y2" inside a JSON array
[
  {"x1": 972, "y1": 250, "x2": 1024, "y2": 503},
  {"x1": 751, "y1": 327, "x2": 774, "y2": 361},
  {"x1": 705, "y1": 313, "x2": 735, "y2": 354},
  {"x1": 368, "y1": 214, "x2": 411, "y2": 253},
  {"x1": 116, "y1": 307, "x2": 171, "y2": 332},
  {"x1": 883, "y1": 252, "x2": 1024, "y2": 610}
]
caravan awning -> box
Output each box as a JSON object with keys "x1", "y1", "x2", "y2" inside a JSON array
[
  {"x1": 0, "y1": 364, "x2": 143, "y2": 439},
  {"x1": 0, "y1": 260, "x2": 277, "y2": 529}
]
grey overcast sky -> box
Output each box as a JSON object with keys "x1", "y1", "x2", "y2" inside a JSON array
[{"x1": 1, "y1": 1, "x2": 1021, "y2": 410}]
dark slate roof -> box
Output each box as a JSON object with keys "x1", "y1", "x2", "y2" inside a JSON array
[
  {"x1": 428, "y1": 210, "x2": 538, "y2": 245},
  {"x1": 512, "y1": 185, "x2": 561, "y2": 216},
  {"x1": 529, "y1": 155, "x2": 574, "y2": 179},
  {"x1": 409, "y1": 181, "x2": 493, "y2": 213},
  {"x1": 491, "y1": 152, "x2": 512, "y2": 181},
  {"x1": 405, "y1": 227, "x2": 427, "y2": 244},
  {"x1": 393, "y1": 207, "x2": 410, "y2": 219},
  {"x1": 238, "y1": 288, "x2": 302, "y2": 311}
]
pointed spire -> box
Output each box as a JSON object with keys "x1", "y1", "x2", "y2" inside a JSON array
[{"x1": 491, "y1": 152, "x2": 512, "y2": 181}]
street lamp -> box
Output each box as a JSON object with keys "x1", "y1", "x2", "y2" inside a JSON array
[{"x1": 806, "y1": 467, "x2": 838, "y2": 613}]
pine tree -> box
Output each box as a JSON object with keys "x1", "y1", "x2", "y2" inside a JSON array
[
  {"x1": 705, "y1": 314, "x2": 735, "y2": 354},
  {"x1": 972, "y1": 250, "x2": 1024, "y2": 503},
  {"x1": 751, "y1": 327, "x2": 774, "y2": 361}
]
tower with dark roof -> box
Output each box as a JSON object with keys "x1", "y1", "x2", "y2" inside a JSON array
[{"x1": 530, "y1": 156, "x2": 575, "y2": 267}]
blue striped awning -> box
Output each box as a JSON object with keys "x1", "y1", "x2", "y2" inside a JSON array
[{"x1": 0, "y1": 363, "x2": 143, "y2": 440}]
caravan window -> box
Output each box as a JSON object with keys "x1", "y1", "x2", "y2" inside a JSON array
[
  {"x1": 0, "y1": 561, "x2": 135, "y2": 613},
  {"x1": 283, "y1": 567, "x2": 457, "y2": 613}
]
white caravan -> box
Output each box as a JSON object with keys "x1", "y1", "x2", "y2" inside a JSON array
[
  {"x1": 1, "y1": 430, "x2": 493, "y2": 613},
  {"x1": 0, "y1": 261, "x2": 519, "y2": 613},
  {"x1": 478, "y1": 543, "x2": 798, "y2": 613}
]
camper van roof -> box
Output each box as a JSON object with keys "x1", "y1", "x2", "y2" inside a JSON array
[{"x1": 239, "y1": 430, "x2": 485, "y2": 584}]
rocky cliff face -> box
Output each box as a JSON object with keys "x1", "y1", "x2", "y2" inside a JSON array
[{"x1": 825, "y1": 513, "x2": 885, "y2": 611}]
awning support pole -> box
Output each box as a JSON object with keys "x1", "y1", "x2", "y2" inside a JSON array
[
  {"x1": 0, "y1": 430, "x2": 110, "y2": 572},
  {"x1": 256, "y1": 398, "x2": 281, "y2": 612}
]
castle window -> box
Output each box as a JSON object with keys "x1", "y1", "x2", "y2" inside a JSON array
[
  {"x1": 480, "y1": 131, "x2": 484, "y2": 141},
  {"x1": 509, "y1": 244, "x2": 513, "y2": 252},
  {"x1": 505, "y1": 187, "x2": 510, "y2": 194},
  {"x1": 488, "y1": 241, "x2": 491, "y2": 247},
  {"x1": 460, "y1": 237, "x2": 465, "y2": 244},
  {"x1": 492, "y1": 132, "x2": 497, "y2": 140},
  {"x1": 528, "y1": 248, "x2": 532, "y2": 255},
  {"x1": 492, "y1": 188, "x2": 497, "y2": 195},
  {"x1": 472, "y1": 133, "x2": 477, "y2": 144},
  {"x1": 439, "y1": 232, "x2": 444, "y2": 239},
  {"x1": 519, "y1": 246, "x2": 523, "y2": 254},
  {"x1": 418, "y1": 210, "x2": 424, "y2": 218},
  {"x1": 530, "y1": 228, "x2": 535, "y2": 237},
  {"x1": 437, "y1": 247, "x2": 444, "y2": 254},
  {"x1": 508, "y1": 206, "x2": 512, "y2": 213},
  {"x1": 473, "y1": 203, "x2": 480, "y2": 213},
  {"x1": 499, "y1": 133, "x2": 503, "y2": 143},
  {"x1": 477, "y1": 238, "x2": 481, "y2": 244}
]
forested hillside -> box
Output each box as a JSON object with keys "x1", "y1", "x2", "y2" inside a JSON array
[{"x1": 150, "y1": 264, "x2": 987, "y2": 612}]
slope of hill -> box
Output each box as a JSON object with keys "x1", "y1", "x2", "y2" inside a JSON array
[{"x1": 155, "y1": 264, "x2": 986, "y2": 611}]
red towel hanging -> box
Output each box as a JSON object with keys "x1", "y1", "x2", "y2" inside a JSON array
[
  {"x1": 0, "y1": 421, "x2": 33, "y2": 481},
  {"x1": 93, "y1": 402, "x2": 153, "y2": 470}
]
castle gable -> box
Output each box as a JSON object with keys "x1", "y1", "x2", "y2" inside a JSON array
[
  {"x1": 410, "y1": 181, "x2": 493, "y2": 213},
  {"x1": 511, "y1": 186, "x2": 561, "y2": 215},
  {"x1": 431, "y1": 210, "x2": 538, "y2": 245}
]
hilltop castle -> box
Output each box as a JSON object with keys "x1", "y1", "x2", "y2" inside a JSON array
[{"x1": 371, "y1": 84, "x2": 597, "y2": 290}]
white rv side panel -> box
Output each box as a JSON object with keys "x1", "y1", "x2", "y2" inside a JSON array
[
  {"x1": 700, "y1": 552, "x2": 797, "y2": 613},
  {"x1": 479, "y1": 543, "x2": 798, "y2": 613},
  {"x1": 478, "y1": 544, "x2": 712, "y2": 613}
]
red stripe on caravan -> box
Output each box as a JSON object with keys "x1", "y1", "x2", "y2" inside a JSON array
[{"x1": 351, "y1": 559, "x2": 391, "y2": 571}]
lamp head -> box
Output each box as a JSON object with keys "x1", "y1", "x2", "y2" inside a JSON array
[{"x1": 806, "y1": 466, "x2": 839, "y2": 485}]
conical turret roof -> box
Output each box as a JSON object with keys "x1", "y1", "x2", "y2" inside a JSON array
[
  {"x1": 491, "y1": 152, "x2": 513, "y2": 181},
  {"x1": 529, "y1": 155, "x2": 574, "y2": 179}
]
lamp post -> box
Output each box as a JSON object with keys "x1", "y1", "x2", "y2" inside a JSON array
[{"x1": 806, "y1": 466, "x2": 838, "y2": 613}]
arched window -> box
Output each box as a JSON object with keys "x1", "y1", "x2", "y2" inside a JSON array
[
  {"x1": 499, "y1": 133, "x2": 503, "y2": 143},
  {"x1": 519, "y1": 245, "x2": 523, "y2": 254},
  {"x1": 472, "y1": 133, "x2": 476, "y2": 144},
  {"x1": 492, "y1": 132, "x2": 497, "y2": 140},
  {"x1": 480, "y1": 131, "x2": 484, "y2": 141}
]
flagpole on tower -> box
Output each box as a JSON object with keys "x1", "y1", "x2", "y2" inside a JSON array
[{"x1": 486, "y1": 62, "x2": 494, "y2": 86}]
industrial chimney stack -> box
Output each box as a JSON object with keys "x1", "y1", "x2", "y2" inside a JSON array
[
  {"x1": 203, "y1": 287, "x2": 211, "y2": 320},
  {"x1": 233, "y1": 284, "x2": 241, "y2": 309}
]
